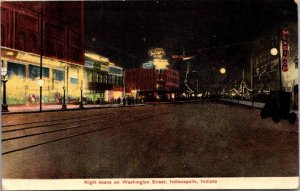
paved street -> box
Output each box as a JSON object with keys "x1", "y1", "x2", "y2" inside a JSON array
[{"x1": 2, "y1": 101, "x2": 298, "y2": 178}]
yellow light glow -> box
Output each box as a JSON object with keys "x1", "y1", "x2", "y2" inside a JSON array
[
  {"x1": 148, "y1": 48, "x2": 166, "y2": 59},
  {"x1": 153, "y1": 59, "x2": 169, "y2": 70},
  {"x1": 85, "y1": 52, "x2": 109, "y2": 63},
  {"x1": 183, "y1": 56, "x2": 194, "y2": 61},
  {"x1": 220, "y1": 67, "x2": 226, "y2": 74},
  {"x1": 6, "y1": 51, "x2": 14, "y2": 56},
  {"x1": 270, "y1": 48, "x2": 278, "y2": 56},
  {"x1": 37, "y1": 79, "x2": 44, "y2": 87}
]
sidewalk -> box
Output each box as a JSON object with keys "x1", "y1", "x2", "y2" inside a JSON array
[
  {"x1": 2, "y1": 103, "x2": 147, "y2": 114},
  {"x1": 220, "y1": 98, "x2": 265, "y2": 108}
]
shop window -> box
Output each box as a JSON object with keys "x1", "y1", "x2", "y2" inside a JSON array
[
  {"x1": 103, "y1": 74, "x2": 107, "y2": 83},
  {"x1": 111, "y1": 75, "x2": 116, "y2": 85},
  {"x1": 53, "y1": 69, "x2": 65, "y2": 81},
  {"x1": 99, "y1": 73, "x2": 103, "y2": 83},
  {"x1": 8, "y1": 62, "x2": 25, "y2": 79},
  {"x1": 29, "y1": 65, "x2": 49, "y2": 79},
  {"x1": 86, "y1": 71, "x2": 92, "y2": 82},
  {"x1": 70, "y1": 77, "x2": 78, "y2": 84}
]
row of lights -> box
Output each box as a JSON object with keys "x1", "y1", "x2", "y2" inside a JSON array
[{"x1": 1, "y1": 66, "x2": 84, "y2": 112}]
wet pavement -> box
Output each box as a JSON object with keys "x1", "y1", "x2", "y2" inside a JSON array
[{"x1": 2, "y1": 101, "x2": 298, "y2": 178}]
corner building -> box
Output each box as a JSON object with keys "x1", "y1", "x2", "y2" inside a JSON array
[
  {"x1": 125, "y1": 68, "x2": 179, "y2": 102},
  {"x1": 1, "y1": 1, "x2": 84, "y2": 105}
]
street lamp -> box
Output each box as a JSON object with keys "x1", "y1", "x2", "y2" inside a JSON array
[
  {"x1": 1, "y1": 66, "x2": 9, "y2": 112},
  {"x1": 79, "y1": 86, "x2": 84, "y2": 109},
  {"x1": 37, "y1": 78, "x2": 44, "y2": 111},
  {"x1": 219, "y1": 67, "x2": 226, "y2": 75},
  {"x1": 270, "y1": 47, "x2": 278, "y2": 56},
  {"x1": 62, "y1": 86, "x2": 67, "y2": 110}
]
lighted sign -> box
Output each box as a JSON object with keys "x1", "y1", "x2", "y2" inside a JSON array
[
  {"x1": 153, "y1": 58, "x2": 169, "y2": 70},
  {"x1": 148, "y1": 48, "x2": 166, "y2": 59},
  {"x1": 108, "y1": 66, "x2": 123, "y2": 76},
  {"x1": 142, "y1": 61, "x2": 154, "y2": 69},
  {"x1": 282, "y1": 30, "x2": 288, "y2": 72},
  {"x1": 85, "y1": 52, "x2": 109, "y2": 63},
  {"x1": 84, "y1": 61, "x2": 94, "y2": 68}
]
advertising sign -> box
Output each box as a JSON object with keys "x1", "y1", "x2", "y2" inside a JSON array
[
  {"x1": 108, "y1": 66, "x2": 123, "y2": 76},
  {"x1": 84, "y1": 61, "x2": 94, "y2": 68},
  {"x1": 282, "y1": 30, "x2": 288, "y2": 72}
]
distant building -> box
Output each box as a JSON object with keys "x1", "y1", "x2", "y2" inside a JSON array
[
  {"x1": 1, "y1": 2, "x2": 84, "y2": 105},
  {"x1": 125, "y1": 68, "x2": 179, "y2": 101},
  {"x1": 84, "y1": 52, "x2": 123, "y2": 103},
  {"x1": 251, "y1": 21, "x2": 298, "y2": 101}
]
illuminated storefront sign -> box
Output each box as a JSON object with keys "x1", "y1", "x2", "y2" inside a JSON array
[
  {"x1": 108, "y1": 66, "x2": 123, "y2": 76},
  {"x1": 142, "y1": 61, "x2": 154, "y2": 69},
  {"x1": 282, "y1": 30, "x2": 289, "y2": 72},
  {"x1": 153, "y1": 59, "x2": 169, "y2": 70},
  {"x1": 85, "y1": 61, "x2": 94, "y2": 68}
]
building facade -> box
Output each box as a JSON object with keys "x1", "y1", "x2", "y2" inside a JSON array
[
  {"x1": 125, "y1": 68, "x2": 180, "y2": 101},
  {"x1": 84, "y1": 52, "x2": 123, "y2": 104},
  {"x1": 251, "y1": 21, "x2": 298, "y2": 102},
  {"x1": 1, "y1": 1, "x2": 84, "y2": 105}
]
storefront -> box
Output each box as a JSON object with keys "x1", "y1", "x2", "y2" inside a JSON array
[{"x1": 1, "y1": 47, "x2": 83, "y2": 105}]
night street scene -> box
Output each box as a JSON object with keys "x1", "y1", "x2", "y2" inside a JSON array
[{"x1": 1, "y1": 0, "x2": 299, "y2": 189}]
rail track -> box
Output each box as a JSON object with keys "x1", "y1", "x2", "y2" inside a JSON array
[{"x1": 2, "y1": 107, "x2": 173, "y2": 155}]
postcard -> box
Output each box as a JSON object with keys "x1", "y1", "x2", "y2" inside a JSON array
[{"x1": 1, "y1": 0, "x2": 299, "y2": 190}]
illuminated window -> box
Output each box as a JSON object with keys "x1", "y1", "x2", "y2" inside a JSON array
[
  {"x1": 8, "y1": 62, "x2": 25, "y2": 79},
  {"x1": 98, "y1": 74, "x2": 103, "y2": 83},
  {"x1": 29, "y1": 65, "x2": 49, "y2": 79},
  {"x1": 53, "y1": 69, "x2": 65, "y2": 81},
  {"x1": 70, "y1": 77, "x2": 78, "y2": 84}
]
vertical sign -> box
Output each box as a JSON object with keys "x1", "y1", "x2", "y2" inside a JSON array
[{"x1": 282, "y1": 30, "x2": 289, "y2": 72}]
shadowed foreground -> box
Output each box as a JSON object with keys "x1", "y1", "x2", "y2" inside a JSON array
[{"x1": 2, "y1": 102, "x2": 298, "y2": 178}]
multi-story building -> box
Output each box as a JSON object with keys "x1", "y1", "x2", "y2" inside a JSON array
[
  {"x1": 251, "y1": 21, "x2": 298, "y2": 103},
  {"x1": 1, "y1": 1, "x2": 84, "y2": 105},
  {"x1": 125, "y1": 68, "x2": 179, "y2": 101},
  {"x1": 84, "y1": 52, "x2": 123, "y2": 103}
]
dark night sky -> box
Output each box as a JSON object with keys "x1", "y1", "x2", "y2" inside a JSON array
[{"x1": 85, "y1": 0, "x2": 297, "y2": 70}]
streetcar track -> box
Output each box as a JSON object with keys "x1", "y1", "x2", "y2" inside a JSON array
[
  {"x1": 2, "y1": 112, "x2": 167, "y2": 155},
  {"x1": 2, "y1": 113, "x2": 120, "y2": 133},
  {"x1": 1, "y1": 111, "x2": 117, "y2": 128},
  {"x1": 2, "y1": 112, "x2": 154, "y2": 141}
]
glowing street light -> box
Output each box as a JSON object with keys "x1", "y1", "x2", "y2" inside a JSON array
[
  {"x1": 220, "y1": 67, "x2": 226, "y2": 75},
  {"x1": 270, "y1": 47, "x2": 278, "y2": 56},
  {"x1": 1, "y1": 66, "x2": 9, "y2": 112},
  {"x1": 37, "y1": 78, "x2": 44, "y2": 87}
]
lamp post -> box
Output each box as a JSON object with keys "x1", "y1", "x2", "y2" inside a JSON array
[
  {"x1": 62, "y1": 86, "x2": 67, "y2": 110},
  {"x1": 37, "y1": 79, "x2": 44, "y2": 111},
  {"x1": 39, "y1": 1, "x2": 44, "y2": 112},
  {"x1": 1, "y1": 66, "x2": 9, "y2": 112},
  {"x1": 79, "y1": 86, "x2": 84, "y2": 109}
]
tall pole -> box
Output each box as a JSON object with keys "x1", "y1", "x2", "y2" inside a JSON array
[
  {"x1": 123, "y1": 70, "x2": 125, "y2": 98},
  {"x1": 2, "y1": 79, "x2": 8, "y2": 112},
  {"x1": 250, "y1": 51, "x2": 254, "y2": 106},
  {"x1": 277, "y1": 26, "x2": 282, "y2": 91},
  {"x1": 79, "y1": 80, "x2": 84, "y2": 109},
  {"x1": 39, "y1": 2, "x2": 44, "y2": 112}
]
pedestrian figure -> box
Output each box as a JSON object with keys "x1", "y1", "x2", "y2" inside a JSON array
[
  {"x1": 123, "y1": 97, "x2": 126, "y2": 106},
  {"x1": 293, "y1": 84, "x2": 298, "y2": 110}
]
